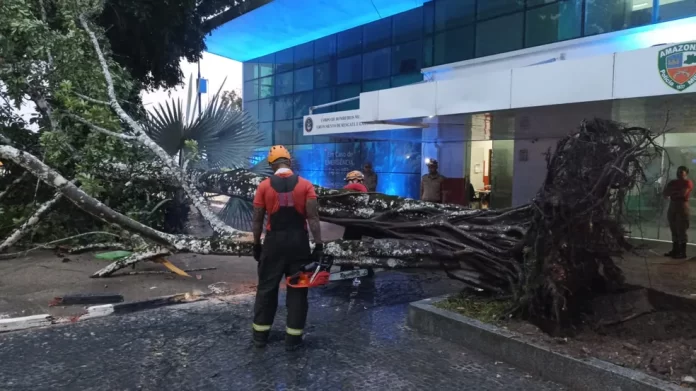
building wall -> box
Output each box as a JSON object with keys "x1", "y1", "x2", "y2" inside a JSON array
[{"x1": 241, "y1": 0, "x2": 696, "y2": 198}]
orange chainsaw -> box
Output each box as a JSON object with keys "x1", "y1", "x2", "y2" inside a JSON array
[{"x1": 286, "y1": 259, "x2": 369, "y2": 288}]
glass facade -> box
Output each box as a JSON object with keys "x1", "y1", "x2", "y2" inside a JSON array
[{"x1": 242, "y1": 0, "x2": 696, "y2": 198}]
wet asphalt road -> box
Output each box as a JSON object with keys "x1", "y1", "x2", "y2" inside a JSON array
[{"x1": 0, "y1": 271, "x2": 566, "y2": 390}]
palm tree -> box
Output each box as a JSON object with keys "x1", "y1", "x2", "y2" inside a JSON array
[{"x1": 145, "y1": 74, "x2": 270, "y2": 232}]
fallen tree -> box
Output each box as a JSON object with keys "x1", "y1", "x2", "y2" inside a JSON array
[{"x1": 0, "y1": 2, "x2": 666, "y2": 330}]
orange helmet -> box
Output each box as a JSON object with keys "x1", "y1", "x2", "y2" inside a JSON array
[
  {"x1": 345, "y1": 170, "x2": 364, "y2": 181},
  {"x1": 268, "y1": 145, "x2": 291, "y2": 164}
]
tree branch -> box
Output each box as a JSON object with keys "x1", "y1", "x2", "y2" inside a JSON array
[
  {"x1": 78, "y1": 13, "x2": 241, "y2": 238},
  {"x1": 0, "y1": 191, "x2": 62, "y2": 253},
  {"x1": 65, "y1": 112, "x2": 137, "y2": 140},
  {"x1": 0, "y1": 171, "x2": 30, "y2": 203}
]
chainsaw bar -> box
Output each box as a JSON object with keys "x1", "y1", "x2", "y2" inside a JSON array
[{"x1": 329, "y1": 269, "x2": 369, "y2": 281}]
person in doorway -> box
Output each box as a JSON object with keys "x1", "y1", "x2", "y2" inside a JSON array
[
  {"x1": 340, "y1": 170, "x2": 374, "y2": 277},
  {"x1": 343, "y1": 170, "x2": 368, "y2": 193},
  {"x1": 663, "y1": 166, "x2": 693, "y2": 259},
  {"x1": 363, "y1": 163, "x2": 378, "y2": 192},
  {"x1": 421, "y1": 159, "x2": 446, "y2": 203},
  {"x1": 465, "y1": 176, "x2": 476, "y2": 205},
  {"x1": 251, "y1": 145, "x2": 323, "y2": 351}
]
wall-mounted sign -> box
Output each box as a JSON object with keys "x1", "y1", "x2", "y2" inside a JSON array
[
  {"x1": 303, "y1": 110, "x2": 422, "y2": 136},
  {"x1": 658, "y1": 41, "x2": 696, "y2": 92},
  {"x1": 519, "y1": 149, "x2": 529, "y2": 162}
]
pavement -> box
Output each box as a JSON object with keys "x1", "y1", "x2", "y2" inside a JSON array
[
  {"x1": 620, "y1": 239, "x2": 696, "y2": 297},
  {"x1": 0, "y1": 270, "x2": 565, "y2": 390}
]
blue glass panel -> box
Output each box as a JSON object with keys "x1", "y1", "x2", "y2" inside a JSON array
[
  {"x1": 314, "y1": 61, "x2": 335, "y2": 89},
  {"x1": 476, "y1": 13, "x2": 524, "y2": 57},
  {"x1": 363, "y1": 78, "x2": 390, "y2": 92},
  {"x1": 526, "y1": 0, "x2": 582, "y2": 48},
  {"x1": 337, "y1": 55, "x2": 362, "y2": 84},
  {"x1": 293, "y1": 91, "x2": 313, "y2": 119},
  {"x1": 435, "y1": 0, "x2": 476, "y2": 31},
  {"x1": 275, "y1": 71, "x2": 293, "y2": 96},
  {"x1": 258, "y1": 54, "x2": 274, "y2": 77},
  {"x1": 337, "y1": 26, "x2": 363, "y2": 57},
  {"x1": 243, "y1": 79, "x2": 258, "y2": 101},
  {"x1": 363, "y1": 48, "x2": 391, "y2": 80},
  {"x1": 294, "y1": 66, "x2": 314, "y2": 92},
  {"x1": 274, "y1": 95, "x2": 294, "y2": 120},
  {"x1": 258, "y1": 98, "x2": 274, "y2": 122},
  {"x1": 243, "y1": 61, "x2": 258, "y2": 81},
  {"x1": 434, "y1": 24, "x2": 475, "y2": 65},
  {"x1": 477, "y1": 0, "x2": 524, "y2": 21},
  {"x1": 336, "y1": 84, "x2": 361, "y2": 111},
  {"x1": 275, "y1": 48, "x2": 294, "y2": 73},
  {"x1": 259, "y1": 76, "x2": 274, "y2": 99},
  {"x1": 363, "y1": 17, "x2": 392, "y2": 51},
  {"x1": 423, "y1": 0, "x2": 435, "y2": 35},
  {"x1": 258, "y1": 122, "x2": 273, "y2": 146},
  {"x1": 378, "y1": 173, "x2": 420, "y2": 198},
  {"x1": 392, "y1": 40, "x2": 422, "y2": 75},
  {"x1": 391, "y1": 73, "x2": 423, "y2": 87},
  {"x1": 393, "y1": 7, "x2": 423, "y2": 44},
  {"x1": 273, "y1": 120, "x2": 294, "y2": 145},
  {"x1": 361, "y1": 141, "x2": 391, "y2": 173},
  {"x1": 244, "y1": 100, "x2": 258, "y2": 122},
  {"x1": 331, "y1": 142, "x2": 363, "y2": 173},
  {"x1": 585, "y1": 0, "x2": 652, "y2": 35},
  {"x1": 294, "y1": 41, "x2": 314, "y2": 68},
  {"x1": 391, "y1": 141, "x2": 422, "y2": 173},
  {"x1": 293, "y1": 118, "x2": 312, "y2": 145},
  {"x1": 314, "y1": 34, "x2": 337, "y2": 63},
  {"x1": 313, "y1": 88, "x2": 335, "y2": 115}
]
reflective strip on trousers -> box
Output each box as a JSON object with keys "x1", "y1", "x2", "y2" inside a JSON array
[
  {"x1": 286, "y1": 327, "x2": 303, "y2": 336},
  {"x1": 252, "y1": 323, "x2": 271, "y2": 332}
]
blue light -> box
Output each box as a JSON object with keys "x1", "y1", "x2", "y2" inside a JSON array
[{"x1": 206, "y1": 0, "x2": 429, "y2": 62}]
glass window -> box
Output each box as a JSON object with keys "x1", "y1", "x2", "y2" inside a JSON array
[
  {"x1": 258, "y1": 99, "x2": 274, "y2": 122},
  {"x1": 526, "y1": 0, "x2": 582, "y2": 48},
  {"x1": 336, "y1": 84, "x2": 361, "y2": 111},
  {"x1": 363, "y1": 48, "x2": 391, "y2": 80},
  {"x1": 477, "y1": 0, "x2": 524, "y2": 21},
  {"x1": 337, "y1": 26, "x2": 363, "y2": 57},
  {"x1": 337, "y1": 55, "x2": 362, "y2": 84},
  {"x1": 293, "y1": 119, "x2": 312, "y2": 145},
  {"x1": 424, "y1": 0, "x2": 435, "y2": 35},
  {"x1": 423, "y1": 36, "x2": 434, "y2": 68},
  {"x1": 275, "y1": 48, "x2": 294, "y2": 73},
  {"x1": 476, "y1": 13, "x2": 524, "y2": 57},
  {"x1": 243, "y1": 79, "x2": 258, "y2": 101},
  {"x1": 273, "y1": 120, "x2": 294, "y2": 145},
  {"x1": 433, "y1": 25, "x2": 475, "y2": 65},
  {"x1": 259, "y1": 76, "x2": 274, "y2": 99},
  {"x1": 584, "y1": 0, "x2": 652, "y2": 36},
  {"x1": 392, "y1": 73, "x2": 423, "y2": 88},
  {"x1": 275, "y1": 72, "x2": 293, "y2": 96},
  {"x1": 244, "y1": 100, "x2": 258, "y2": 122},
  {"x1": 363, "y1": 17, "x2": 392, "y2": 51},
  {"x1": 293, "y1": 91, "x2": 313, "y2": 119},
  {"x1": 435, "y1": 0, "x2": 476, "y2": 31},
  {"x1": 294, "y1": 41, "x2": 314, "y2": 68},
  {"x1": 258, "y1": 122, "x2": 272, "y2": 145},
  {"x1": 274, "y1": 95, "x2": 294, "y2": 121},
  {"x1": 315, "y1": 35, "x2": 337, "y2": 63},
  {"x1": 314, "y1": 88, "x2": 335, "y2": 114},
  {"x1": 392, "y1": 40, "x2": 423, "y2": 76},
  {"x1": 294, "y1": 66, "x2": 313, "y2": 92},
  {"x1": 363, "y1": 78, "x2": 390, "y2": 92},
  {"x1": 243, "y1": 62, "x2": 258, "y2": 81},
  {"x1": 258, "y1": 54, "x2": 274, "y2": 77},
  {"x1": 314, "y1": 61, "x2": 335, "y2": 89},
  {"x1": 659, "y1": 0, "x2": 696, "y2": 22},
  {"x1": 393, "y1": 7, "x2": 423, "y2": 44}
]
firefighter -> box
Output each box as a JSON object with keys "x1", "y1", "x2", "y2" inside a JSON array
[
  {"x1": 421, "y1": 159, "x2": 446, "y2": 203},
  {"x1": 251, "y1": 145, "x2": 323, "y2": 351},
  {"x1": 663, "y1": 166, "x2": 693, "y2": 259},
  {"x1": 343, "y1": 170, "x2": 368, "y2": 193},
  {"x1": 341, "y1": 170, "x2": 374, "y2": 277}
]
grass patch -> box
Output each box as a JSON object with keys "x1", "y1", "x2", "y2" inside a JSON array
[{"x1": 435, "y1": 292, "x2": 512, "y2": 324}]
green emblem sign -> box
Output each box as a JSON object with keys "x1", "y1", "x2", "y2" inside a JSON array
[{"x1": 658, "y1": 42, "x2": 696, "y2": 92}]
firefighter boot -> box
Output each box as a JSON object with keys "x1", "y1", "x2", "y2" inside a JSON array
[
  {"x1": 252, "y1": 330, "x2": 270, "y2": 349},
  {"x1": 664, "y1": 242, "x2": 677, "y2": 257},
  {"x1": 285, "y1": 333, "x2": 304, "y2": 351},
  {"x1": 674, "y1": 242, "x2": 688, "y2": 260}
]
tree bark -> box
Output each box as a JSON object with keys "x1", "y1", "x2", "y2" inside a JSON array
[{"x1": 0, "y1": 191, "x2": 62, "y2": 252}]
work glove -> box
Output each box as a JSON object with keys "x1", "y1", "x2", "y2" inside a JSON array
[
  {"x1": 253, "y1": 243, "x2": 262, "y2": 262},
  {"x1": 311, "y1": 243, "x2": 324, "y2": 262}
]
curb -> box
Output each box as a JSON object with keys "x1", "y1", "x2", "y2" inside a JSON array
[
  {"x1": 408, "y1": 296, "x2": 686, "y2": 391},
  {"x1": 0, "y1": 291, "x2": 213, "y2": 334}
]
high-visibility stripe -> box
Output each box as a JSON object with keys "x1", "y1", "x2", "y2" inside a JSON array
[
  {"x1": 286, "y1": 327, "x2": 303, "y2": 336},
  {"x1": 252, "y1": 323, "x2": 271, "y2": 332}
]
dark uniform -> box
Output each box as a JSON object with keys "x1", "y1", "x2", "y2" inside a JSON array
[
  {"x1": 252, "y1": 170, "x2": 316, "y2": 343},
  {"x1": 663, "y1": 172, "x2": 693, "y2": 258}
]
